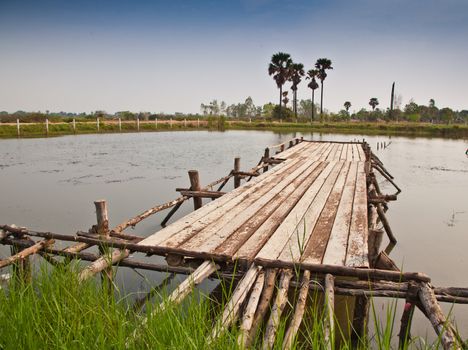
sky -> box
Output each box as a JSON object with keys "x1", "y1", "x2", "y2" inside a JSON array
[{"x1": 0, "y1": 0, "x2": 467, "y2": 114}]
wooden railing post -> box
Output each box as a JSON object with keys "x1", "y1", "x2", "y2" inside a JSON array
[
  {"x1": 263, "y1": 148, "x2": 269, "y2": 173},
  {"x1": 94, "y1": 200, "x2": 112, "y2": 287},
  {"x1": 234, "y1": 157, "x2": 241, "y2": 188},
  {"x1": 188, "y1": 170, "x2": 202, "y2": 210}
]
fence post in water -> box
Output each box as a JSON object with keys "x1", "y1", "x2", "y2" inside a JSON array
[
  {"x1": 118, "y1": 118, "x2": 122, "y2": 132},
  {"x1": 94, "y1": 200, "x2": 113, "y2": 288},
  {"x1": 137, "y1": 117, "x2": 140, "y2": 132},
  {"x1": 263, "y1": 148, "x2": 270, "y2": 173},
  {"x1": 72, "y1": 118, "x2": 76, "y2": 133},
  {"x1": 97, "y1": 118, "x2": 100, "y2": 132},
  {"x1": 188, "y1": 170, "x2": 202, "y2": 210},
  {"x1": 16, "y1": 119, "x2": 20, "y2": 137},
  {"x1": 45, "y1": 119, "x2": 49, "y2": 136},
  {"x1": 234, "y1": 157, "x2": 241, "y2": 188}
]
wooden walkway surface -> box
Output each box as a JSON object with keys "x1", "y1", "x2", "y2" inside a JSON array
[{"x1": 139, "y1": 141, "x2": 369, "y2": 268}]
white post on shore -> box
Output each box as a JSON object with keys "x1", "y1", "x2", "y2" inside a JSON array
[
  {"x1": 249, "y1": 118, "x2": 251, "y2": 123},
  {"x1": 197, "y1": 118, "x2": 200, "y2": 128},
  {"x1": 45, "y1": 119, "x2": 49, "y2": 135},
  {"x1": 184, "y1": 119, "x2": 187, "y2": 127},
  {"x1": 118, "y1": 118, "x2": 122, "y2": 132},
  {"x1": 16, "y1": 119, "x2": 20, "y2": 137},
  {"x1": 97, "y1": 118, "x2": 100, "y2": 131},
  {"x1": 155, "y1": 118, "x2": 158, "y2": 128},
  {"x1": 170, "y1": 118, "x2": 173, "y2": 128},
  {"x1": 72, "y1": 118, "x2": 76, "y2": 133},
  {"x1": 137, "y1": 117, "x2": 140, "y2": 131}
]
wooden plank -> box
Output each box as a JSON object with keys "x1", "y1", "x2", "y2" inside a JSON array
[
  {"x1": 219, "y1": 161, "x2": 328, "y2": 258},
  {"x1": 138, "y1": 156, "x2": 303, "y2": 247},
  {"x1": 339, "y1": 144, "x2": 348, "y2": 160},
  {"x1": 346, "y1": 143, "x2": 353, "y2": 161},
  {"x1": 357, "y1": 143, "x2": 366, "y2": 160},
  {"x1": 298, "y1": 162, "x2": 350, "y2": 264},
  {"x1": 255, "y1": 161, "x2": 341, "y2": 262},
  {"x1": 181, "y1": 146, "x2": 330, "y2": 253},
  {"x1": 345, "y1": 161, "x2": 369, "y2": 267},
  {"x1": 318, "y1": 143, "x2": 334, "y2": 161},
  {"x1": 321, "y1": 162, "x2": 358, "y2": 265},
  {"x1": 352, "y1": 143, "x2": 361, "y2": 161},
  {"x1": 274, "y1": 140, "x2": 310, "y2": 159},
  {"x1": 325, "y1": 143, "x2": 339, "y2": 161},
  {"x1": 278, "y1": 161, "x2": 346, "y2": 263},
  {"x1": 234, "y1": 147, "x2": 336, "y2": 261}
]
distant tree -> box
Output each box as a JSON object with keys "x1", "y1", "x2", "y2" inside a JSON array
[
  {"x1": 298, "y1": 99, "x2": 316, "y2": 119},
  {"x1": 369, "y1": 98, "x2": 379, "y2": 111},
  {"x1": 244, "y1": 96, "x2": 257, "y2": 118},
  {"x1": 315, "y1": 58, "x2": 333, "y2": 120},
  {"x1": 439, "y1": 107, "x2": 454, "y2": 124},
  {"x1": 289, "y1": 63, "x2": 305, "y2": 119},
  {"x1": 306, "y1": 69, "x2": 319, "y2": 122},
  {"x1": 262, "y1": 103, "x2": 276, "y2": 118},
  {"x1": 268, "y1": 52, "x2": 293, "y2": 110},
  {"x1": 344, "y1": 101, "x2": 351, "y2": 112}
]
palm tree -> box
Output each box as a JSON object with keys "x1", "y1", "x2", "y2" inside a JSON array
[
  {"x1": 315, "y1": 58, "x2": 333, "y2": 120},
  {"x1": 344, "y1": 101, "x2": 351, "y2": 112},
  {"x1": 369, "y1": 97, "x2": 379, "y2": 110},
  {"x1": 289, "y1": 63, "x2": 305, "y2": 119},
  {"x1": 268, "y1": 52, "x2": 293, "y2": 110},
  {"x1": 282, "y1": 91, "x2": 289, "y2": 107},
  {"x1": 306, "y1": 69, "x2": 319, "y2": 122}
]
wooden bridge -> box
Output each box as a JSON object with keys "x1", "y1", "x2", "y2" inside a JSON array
[{"x1": 0, "y1": 138, "x2": 465, "y2": 349}]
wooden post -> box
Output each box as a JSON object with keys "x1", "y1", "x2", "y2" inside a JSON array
[
  {"x1": 280, "y1": 144, "x2": 285, "y2": 152},
  {"x1": 97, "y1": 118, "x2": 100, "y2": 131},
  {"x1": 197, "y1": 118, "x2": 200, "y2": 128},
  {"x1": 16, "y1": 119, "x2": 20, "y2": 137},
  {"x1": 10, "y1": 240, "x2": 31, "y2": 283},
  {"x1": 94, "y1": 200, "x2": 112, "y2": 287},
  {"x1": 234, "y1": 157, "x2": 241, "y2": 188},
  {"x1": 188, "y1": 170, "x2": 202, "y2": 210},
  {"x1": 155, "y1": 117, "x2": 158, "y2": 128},
  {"x1": 295, "y1": 138, "x2": 299, "y2": 145},
  {"x1": 170, "y1": 118, "x2": 173, "y2": 128},
  {"x1": 289, "y1": 140, "x2": 294, "y2": 148},
  {"x1": 324, "y1": 274, "x2": 335, "y2": 350},
  {"x1": 249, "y1": 118, "x2": 251, "y2": 123},
  {"x1": 72, "y1": 118, "x2": 76, "y2": 133},
  {"x1": 118, "y1": 118, "x2": 122, "y2": 132},
  {"x1": 263, "y1": 148, "x2": 270, "y2": 173},
  {"x1": 184, "y1": 119, "x2": 187, "y2": 127},
  {"x1": 45, "y1": 118, "x2": 49, "y2": 136},
  {"x1": 137, "y1": 117, "x2": 140, "y2": 131}
]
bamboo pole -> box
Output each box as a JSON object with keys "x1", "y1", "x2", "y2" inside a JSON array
[
  {"x1": 72, "y1": 118, "x2": 76, "y2": 133},
  {"x1": 79, "y1": 248, "x2": 129, "y2": 282},
  {"x1": 282, "y1": 270, "x2": 311, "y2": 350},
  {"x1": 188, "y1": 170, "x2": 203, "y2": 210},
  {"x1": 238, "y1": 270, "x2": 265, "y2": 348},
  {"x1": 234, "y1": 157, "x2": 241, "y2": 188},
  {"x1": 262, "y1": 269, "x2": 293, "y2": 350},
  {"x1": 418, "y1": 282, "x2": 460, "y2": 350},
  {"x1": 97, "y1": 117, "x2": 100, "y2": 131},
  {"x1": 118, "y1": 118, "x2": 122, "y2": 131},
  {"x1": 16, "y1": 119, "x2": 20, "y2": 137},
  {"x1": 324, "y1": 274, "x2": 335, "y2": 350},
  {"x1": 0, "y1": 239, "x2": 54, "y2": 269},
  {"x1": 45, "y1": 119, "x2": 49, "y2": 135},
  {"x1": 211, "y1": 264, "x2": 261, "y2": 340},
  {"x1": 94, "y1": 200, "x2": 113, "y2": 285}
]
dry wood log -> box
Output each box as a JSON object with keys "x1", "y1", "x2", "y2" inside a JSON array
[
  {"x1": 372, "y1": 160, "x2": 394, "y2": 179},
  {"x1": 398, "y1": 282, "x2": 418, "y2": 349},
  {"x1": 0, "y1": 239, "x2": 54, "y2": 269},
  {"x1": 375, "y1": 251, "x2": 399, "y2": 271},
  {"x1": 263, "y1": 158, "x2": 285, "y2": 165},
  {"x1": 234, "y1": 157, "x2": 241, "y2": 188},
  {"x1": 211, "y1": 264, "x2": 261, "y2": 341},
  {"x1": 262, "y1": 269, "x2": 293, "y2": 350},
  {"x1": 177, "y1": 190, "x2": 226, "y2": 198},
  {"x1": 324, "y1": 274, "x2": 335, "y2": 350},
  {"x1": 234, "y1": 170, "x2": 260, "y2": 178},
  {"x1": 160, "y1": 200, "x2": 185, "y2": 227},
  {"x1": 373, "y1": 164, "x2": 402, "y2": 193},
  {"x1": 376, "y1": 205, "x2": 398, "y2": 245},
  {"x1": 238, "y1": 270, "x2": 265, "y2": 348},
  {"x1": 188, "y1": 170, "x2": 203, "y2": 210},
  {"x1": 243, "y1": 268, "x2": 278, "y2": 348},
  {"x1": 282, "y1": 270, "x2": 311, "y2": 350},
  {"x1": 78, "y1": 248, "x2": 129, "y2": 282},
  {"x1": 159, "y1": 260, "x2": 218, "y2": 310},
  {"x1": 263, "y1": 148, "x2": 270, "y2": 172},
  {"x1": 418, "y1": 282, "x2": 460, "y2": 350},
  {"x1": 254, "y1": 257, "x2": 430, "y2": 282}
]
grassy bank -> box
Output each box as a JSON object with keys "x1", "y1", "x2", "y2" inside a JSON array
[
  {"x1": 1, "y1": 120, "x2": 467, "y2": 139},
  {"x1": 0, "y1": 264, "x2": 451, "y2": 349}
]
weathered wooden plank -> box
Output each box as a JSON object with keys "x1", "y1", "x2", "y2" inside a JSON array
[
  {"x1": 318, "y1": 143, "x2": 334, "y2": 161},
  {"x1": 219, "y1": 161, "x2": 328, "y2": 258},
  {"x1": 346, "y1": 143, "x2": 353, "y2": 161},
  {"x1": 275, "y1": 140, "x2": 311, "y2": 159},
  {"x1": 321, "y1": 162, "x2": 358, "y2": 265},
  {"x1": 339, "y1": 144, "x2": 347, "y2": 160},
  {"x1": 345, "y1": 161, "x2": 369, "y2": 267},
  {"x1": 352, "y1": 143, "x2": 360, "y2": 161},
  {"x1": 298, "y1": 161, "x2": 350, "y2": 264},
  {"x1": 279, "y1": 161, "x2": 345, "y2": 263},
  {"x1": 238, "y1": 145, "x2": 332, "y2": 259},
  {"x1": 139, "y1": 156, "x2": 303, "y2": 247},
  {"x1": 255, "y1": 161, "x2": 340, "y2": 262},
  {"x1": 357, "y1": 143, "x2": 366, "y2": 160},
  {"x1": 181, "y1": 147, "x2": 329, "y2": 253}
]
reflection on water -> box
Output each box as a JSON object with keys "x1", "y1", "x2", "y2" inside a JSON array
[{"x1": 1, "y1": 130, "x2": 467, "y2": 338}]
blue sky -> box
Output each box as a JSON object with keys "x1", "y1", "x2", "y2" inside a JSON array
[{"x1": 1, "y1": 0, "x2": 467, "y2": 114}]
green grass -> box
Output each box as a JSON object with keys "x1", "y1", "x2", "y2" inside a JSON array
[{"x1": 0, "y1": 264, "x2": 457, "y2": 349}]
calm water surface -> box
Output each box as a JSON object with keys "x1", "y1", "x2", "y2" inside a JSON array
[{"x1": 1, "y1": 130, "x2": 467, "y2": 339}]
